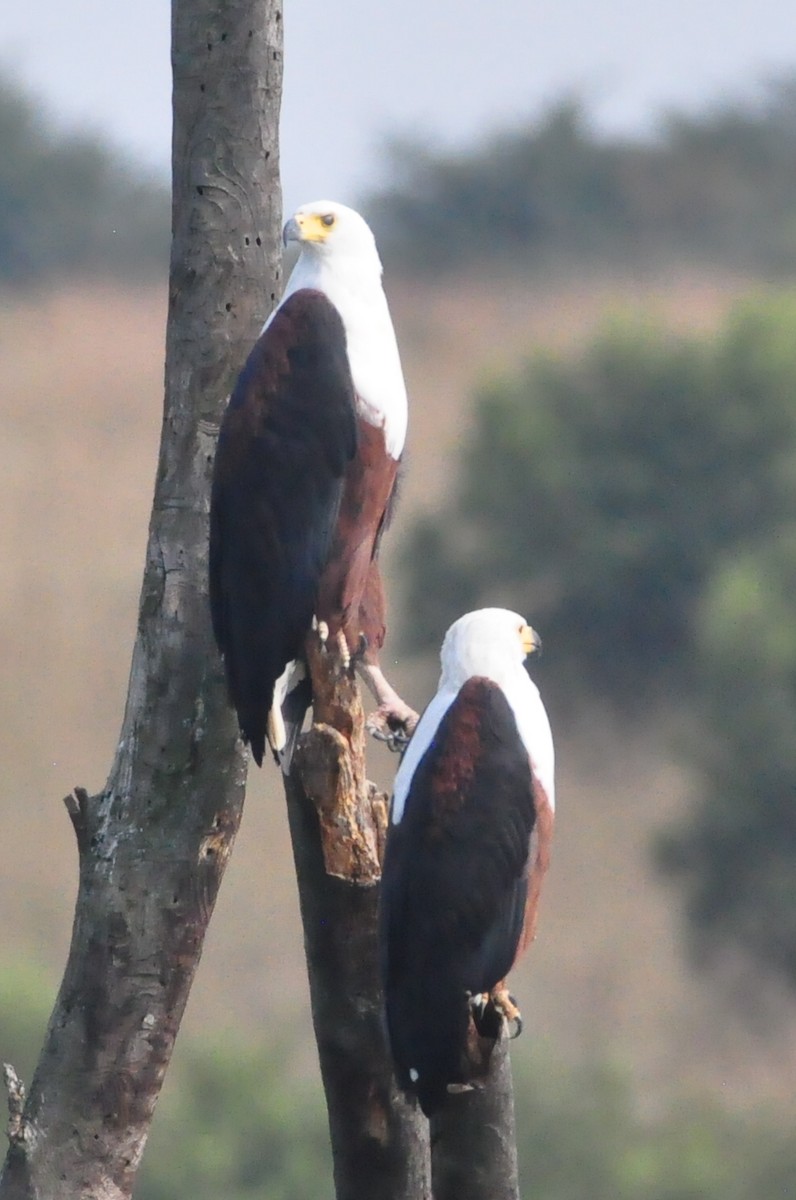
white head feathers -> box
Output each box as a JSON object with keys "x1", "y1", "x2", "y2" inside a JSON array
[
  {"x1": 274, "y1": 199, "x2": 407, "y2": 459},
  {"x1": 440, "y1": 608, "x2": 538, "y2": 691},
  {"x1": 282, "y1": 200, "x2": 382, "y2": 269}
]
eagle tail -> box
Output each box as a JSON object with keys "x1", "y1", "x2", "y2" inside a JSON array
[{"x1": 247, "y1": 729, "x2": 266, "y2": 769}]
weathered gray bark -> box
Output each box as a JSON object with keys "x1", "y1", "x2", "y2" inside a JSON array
[
  {"x1": 285, "y1": 639, "x2": 432, "y2": 1200},
  {"x1": 430, "y1": 1038, "x2": 520, "y2": 1200},
  {"x1": 0, "y1": 2, "x2": 282, "y2": 1196}
]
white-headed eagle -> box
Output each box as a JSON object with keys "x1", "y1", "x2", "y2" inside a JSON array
[
  {"x1": 210, "y1": 201, "x2": 417, "y2": 767},
  {"x1": 380, "y1": 607, "x2": 555, "y2": 1116}
]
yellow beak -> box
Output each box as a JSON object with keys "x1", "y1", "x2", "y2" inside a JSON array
[
  {"x1": 282, "y1": 211, "x2": 330, "y2": 245},
  {"x1": 520, "y1": 624, "x2": 542, "y2": 657}
]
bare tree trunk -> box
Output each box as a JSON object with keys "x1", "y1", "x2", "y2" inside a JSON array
[
  {"x1": 430, "y1": 1039, "x2": 520, "y2": 1200},
  {"x1": 0, "y1": 2, "x2": 282, "y2": 1196},
  {"x1": 284, "y1": 640, "x2": 431, "y2": 1200},
  {"x1": 286, "y1": 654, "x2": 522, "y2": 1200}
]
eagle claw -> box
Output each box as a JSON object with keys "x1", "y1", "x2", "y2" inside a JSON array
[
  {"x1": 469, "y1": 989, "x2": 523, "y2": 1040},
  {"x1": 365, "y1": 705, "x2": 416, "y2": 753},
  {"x1": 491, "y1": 988, "x2": 523, "y2": 1039},
  {"x1": 367, "y1": 723, "x2": 411, "y2": 753}
]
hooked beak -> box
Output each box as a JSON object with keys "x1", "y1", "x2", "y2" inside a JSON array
[
  {"x1": 282, "y1": 216, "x2": 301, "y2": 247},
  {"x1": 520, "y1": 624, "x2": 542, "y2": 658}
]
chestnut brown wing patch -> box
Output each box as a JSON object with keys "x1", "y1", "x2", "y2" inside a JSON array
[{"x1": 315, "y1": 419, "x2": 398, "y2": 654}]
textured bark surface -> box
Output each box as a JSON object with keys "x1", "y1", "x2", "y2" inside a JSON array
[
  {"x1": 0, "y1": 2, "x2": 282, "y2": 1196},
  {"x1": 284, "y1": 643, "x2": 431, "y2": 1200},
  {"x1": 430, "y1": 1037, "x2": 520, "y2": 1200}
]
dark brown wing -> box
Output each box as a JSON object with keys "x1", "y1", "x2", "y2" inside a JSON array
[
  {"x1": 209, "y1": 288, "x2": 357, "y2": 765},
  {"x1": 380, "y1": 676, "x2": 536, "y2": 1114}
]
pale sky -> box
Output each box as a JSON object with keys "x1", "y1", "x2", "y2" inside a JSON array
[{"x1": 3, "y1": 0, "x2": 795, "y2": 211}]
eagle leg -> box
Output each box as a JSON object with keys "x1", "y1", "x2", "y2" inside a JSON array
[{"x1": 357, "y1": 663, "x2": 419, "y2": 752}]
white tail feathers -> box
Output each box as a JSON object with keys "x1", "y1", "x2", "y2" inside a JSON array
[
  {"x1": 266, "y1": 704, "x2": 287, "y2": 754},
  {"x1": 267, "y1": 660, "x2": 311, "y2": 774}
]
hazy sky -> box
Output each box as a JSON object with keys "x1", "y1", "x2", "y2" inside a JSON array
[{"x1": 3, "y1": 0, "x2": 796, "y2": 210}]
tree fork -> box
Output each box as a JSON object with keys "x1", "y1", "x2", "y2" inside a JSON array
[{"x1": 0, "y1": 0, "x2": 282, "y2": 1195}]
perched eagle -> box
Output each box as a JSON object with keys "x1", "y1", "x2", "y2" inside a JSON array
[
  {"x1": 380, "y1": 608, "x2": 555, "y2": 1116},
  {"x1": 209, "y1": 201, "x2": 416, "y2": 767}
]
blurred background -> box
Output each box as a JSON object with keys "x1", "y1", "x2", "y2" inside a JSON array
[{"x1": 3, "y1": 2, "x2": 796, "y2": 1196}]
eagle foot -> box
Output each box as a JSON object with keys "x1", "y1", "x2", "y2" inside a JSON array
[
  {"x1": 365, "y1": 704, "x2": 417, "y2": 753},
  {"x1": 357, "y1": 663, "x2": 419, "y2": 749},
  {"x1": 490, "y1": 987, "x2": 523, "y2": 1039},
  {"x1": 469, "y1": 989, "x2": 523, "y2": 1040},
  {"x1": 311, "y1": 621, "x2": 353, "y2": 675}
]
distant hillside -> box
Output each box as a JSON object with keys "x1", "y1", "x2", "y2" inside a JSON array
[
  {"x1": 0, "y1": 72, "x2": 168, "y2": 283},
  {"x1": 7, "y1": 71, "x2": 796, "y2": 285},
  {"x1": 367, "y1": 78, "x2": 796, "y2": 275}
]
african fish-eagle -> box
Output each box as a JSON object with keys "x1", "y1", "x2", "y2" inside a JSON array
[
  {"x1": 209, "y1": 201, "x2": 417, "y2": 767},
  {"x1": 380, "y1": 607, "x2": 555, "y2": 1116}
]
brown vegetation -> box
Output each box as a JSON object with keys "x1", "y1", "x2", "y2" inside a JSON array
[{"x1": 2, "y1": 268, "x2": 795, "y2": 1113}]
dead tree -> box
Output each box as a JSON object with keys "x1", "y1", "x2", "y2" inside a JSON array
[{"x1": 0, "y1": 0, "x2": 282, "y2": 1194}]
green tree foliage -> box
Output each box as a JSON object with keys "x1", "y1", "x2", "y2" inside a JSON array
[
  {"x1": 403, "y1": 296, "x2": 796, "y2": 703},
  {"x1": 0, "y1": 960, "x2": 54, "y2": 1086},
  {"x1": 138, "y1": 1034, "x2": 333, "y2": 1200},
  {"x1": 368, "y1": 79, "x2": 796, "y2": 273},
  {"x1": 0, "y1": 73, "x2": 168, "y2": 283},
  {"x1": 2, "y1": 963, "x2": 796, "y2": 1198},
  {"x1": 658, "y1": 530, "x2": 796, "y2": 986},
  {"x1": 513, "y1": 1057, "x2": 796, "y2": 1200}
]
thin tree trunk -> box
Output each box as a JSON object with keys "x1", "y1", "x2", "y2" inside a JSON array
[
  {"x1": 0, "y1": 2, "x2": 282, "y2": 1196},
  {"x1": 430, "y1": 1038, "x2": 520, "y2": 1200},
  {"x1": 285, "y1": 639, "x2": 431, "y2": 1200}
]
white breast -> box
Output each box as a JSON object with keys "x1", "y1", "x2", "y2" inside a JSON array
[
  {"x1": 390, "y1": 688, "x2": 458, "y2": 825},
  {"x1": 268, "y1": 257, "x2": 408, "y2": 461},
  {"x1": 503, "y1": 671, "x2": 556, "y2": 811}
]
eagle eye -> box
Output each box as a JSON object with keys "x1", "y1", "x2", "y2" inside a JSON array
[{"x1": 321, "y1": 213, "x2": 336, "y2": 227}]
